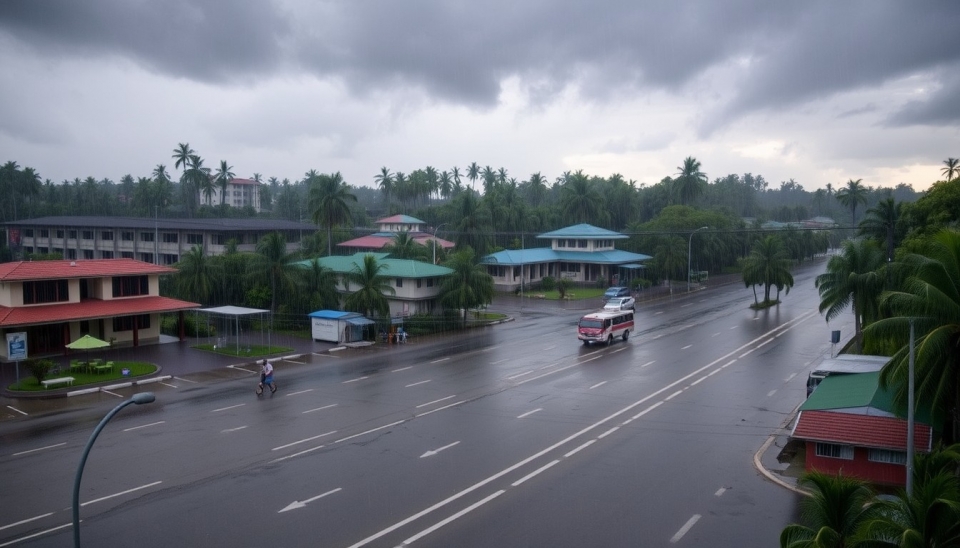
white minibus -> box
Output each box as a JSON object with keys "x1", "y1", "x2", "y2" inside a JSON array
[{"x1": 577, "y1": 310, "x2": 634, "y2": 345}]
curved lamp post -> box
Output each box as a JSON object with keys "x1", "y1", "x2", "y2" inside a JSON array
[
  {"x1": 687, "y1": 226, "x2": 708, "y2": 293},
  {"x1": 73, "y1": 392, "x2": 155, "y2": 547},
  {"x1": 433, "y1": 223, "x2": 449, "y2": 265}
]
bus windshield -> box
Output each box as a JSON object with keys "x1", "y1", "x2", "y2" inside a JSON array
[{"x1": 579, "y1": 319, "x2": 603, "y2": 329}]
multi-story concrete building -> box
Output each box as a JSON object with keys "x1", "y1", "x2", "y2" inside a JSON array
[
  {"x1": 199, "y1": 178, "x2": 263, "y2": 212},
  {"x1": 4, "y1": 216, "x2": 317, "y2": 265}
]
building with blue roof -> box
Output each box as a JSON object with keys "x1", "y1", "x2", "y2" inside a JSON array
[{"x1": 480, "y1": 224, "x2": 651, "y2": 291}]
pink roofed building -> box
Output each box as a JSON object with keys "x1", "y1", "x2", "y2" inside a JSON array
[{"x1": 338, "y1": 215, "x2": 454, "y2": 259}]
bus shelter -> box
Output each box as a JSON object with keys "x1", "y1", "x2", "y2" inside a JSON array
[{"x1": 197, "y1": 306, "x2": 270, "y2": 354}]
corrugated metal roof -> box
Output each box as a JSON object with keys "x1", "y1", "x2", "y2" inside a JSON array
[
  {"x1": 0, "y1": 296, "x2": 200, "y2": 327},
  {"x1": 801, "y1": 370, "x2": 935, "y2": 425},
  {"x1": 297, "y1": 253, "x2": 453, "y2": 278},
  {"x1": 0, "y1": 259, "x2": 176, "y2": 281},
  {"x1": 537, "y1": 224, "x2": 628, "y2": 240},
  {"x1": 792, "y1": 409, "x2": 932, "y2": 452}
]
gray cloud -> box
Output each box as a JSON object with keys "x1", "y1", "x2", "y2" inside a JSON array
[{"x1": 885, "y1": 71, "x2": 960, "y2": 127}]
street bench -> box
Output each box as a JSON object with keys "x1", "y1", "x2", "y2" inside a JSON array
[{"x1": 41, "y1": 377, "x2": 75, "y2": 389}]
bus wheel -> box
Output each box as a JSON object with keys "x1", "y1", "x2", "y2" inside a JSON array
[
  {"x1": 622, "y1": 330, "x2": 629, "y2": 341},
  {"x1": 606, "y1": 335, "x2": 613, "y2": 346}
]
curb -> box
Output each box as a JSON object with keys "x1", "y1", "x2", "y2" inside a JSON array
[
  {"x1": 66, "y1": 375, "x2": 173, "y2": 398},
  {"x1": 752, "y1": 402, "x2": 809, "y2": 497}
]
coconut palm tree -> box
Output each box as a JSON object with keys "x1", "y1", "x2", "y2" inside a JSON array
[
  {"x1": 674, "y1": 156, "x2": 707, "y2": 206},
  {"x1": 453, "y1": 191, "x2": 492, "y2": 256},
  {"x1": 439, "y1": 248, "x2": 494, "y2": 327},
  {"x1": 560, "y1": 170, "x2": 606, "y2": 224},
  {"x1": 343, "y1": 254, "x2": 394, "y2": 319},
  {"x1": 526, "y1": 172, "x2": 547, "y2": 208},
  {"x1": 438, "y1": 171, "x2": 453, "y2": 200},
  {"x1": 249, "y1": 232, "x2": 300, "y2": 313},
  {"x1": 741, "y1": 235, "x2": 794, "y2": 305},
  {"x1": 816, "y1": 238, "x2": 885, "y2": 351},
  {"x1": 375, "y1": 167, "x2": 393, "y2": 211},
  {"x1": 836, "y1": 178, "x2": 870, "y2": 227},
  {"x1": 858, "y1": 471, "x2": 960, "y2": 547},
  {"x1": 188, "y1": 155, "x2": 213, "y2": 206},
  {"x1": 467, "y1": 162, "x2": 480, "y2": 190},
  {"x1": 385, "y1": 231, "x2": 427, "y2": 260},
  {"x1": 942, "y1": 158, "x2": 959, "y2": 182},
  {"x1": 172, "y1": 143, "x2": 197, "y2": 216},
  {"x1": 780, "y1": 471, "x2": 879, "y2": 548},
  {"x1": 215, "y1": 160, "x2": 234, "y2": 214},
  {"x1": 858, "y1": 197, "x2": 902, "y2": 263},
  {"x1": 865, "y1": 230, "x2": 960, "y2": 441},
  {"x1": 175, "y1": 245, "x2": 216, "y2": 304},
  {"x1": 308, "y1": 172, "x2": 357, "y2": 256},
  {"x1": 297, "y1": 260, "x2": 340, "y2": 312}
]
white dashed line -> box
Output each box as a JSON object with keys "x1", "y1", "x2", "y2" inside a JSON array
[
  {"x1": 222, "y1": 426, "x2": 248, "y2": 433},
  {"x1": 303, "y1": 404, "x2": 337, "y2": 414},
  {"x1": 212, "y1": 404, "x2": 246, "y2": 413},
  {"x1": 406, "y1": 380, "x2": 431, "y2": 387},
  {"x1": 715, "y1": 487, "x2": 727, "y2": 496},
  {"x1": 670, "y1": 514, "x2": 701, "y2": 543},
  {"x1": 639, "y1": 360, "x2": 655, "y2": 368},
  {"x1": 417, "y1": 395, "x2": 456, "y2": 408},
  {"x1": 286, "y1": 389, "x2": 314, "y2": 396},
  {"x1": 392, "y1": 366, "x2": 413, "y2": 372},
  {"x1": 518, "y1": 408, "x2": 543, "y2": 419},
  {"x1": 343, "y1": 376, "x2": 368, "y2": 384},
  {"x1": 590, "y1": 381, "x2": 607, "y2": 389},
  {"x1": 430, "y1": 358, "x2": 449, "y2": 364},
  {"x1": 123, "y1": 421, "x2": 165, "y2": 432},
  {"x1": 12, "y1": 442, "x2": 65, "y2": 456},
  {"x1": 511, "y1": 460, "x2": 560, "y2": 487},
  {"x1": 767, "y1": 389, "x2": 777, "y2": 397},
  {"x1": 6, "y1": 405, "x2": 27, "y2": 416},
  {"x1": 681, "y1": 344, "x2": 692, "y2": 350}
]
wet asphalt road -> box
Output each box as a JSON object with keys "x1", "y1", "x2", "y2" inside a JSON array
[{"x1": 0, "y1": 259, "x2": 852, "y2": 547}]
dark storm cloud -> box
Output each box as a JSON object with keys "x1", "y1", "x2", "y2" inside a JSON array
[
  {"x1": 886, "y1": 73, "x2": 960, "y2": 127},
  {"x1": 0, "y1": 0, "x2": 289, "y2": 82}
]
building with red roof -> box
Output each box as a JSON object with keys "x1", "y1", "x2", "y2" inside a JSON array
[
  {"x1": 338, "y1": 215, "x2": 454, "y2": 259},
  {"x1": 0, "y1": 259, "x2": 199, "y2": 359}
]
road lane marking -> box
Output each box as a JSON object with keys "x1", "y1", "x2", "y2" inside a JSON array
[
  {"x1": 597, "y1": 427, "x2": 619, "y2": 439},
  {"x1": 286, "y1": 389, "x2": 314, "y2": 396},
  {"x1": 767, "y1": 389, "x2": 778, "y2": 397},
  {"x1": 739, "y1": 348, "x2": 755, "y2": 358},
  {"x1": 715, "y1": 487, "x2": 726, "y2": 496},
  {"x1": 589, "y1": 381, "x2": 607, "y2": 389},
  {"x1": 313, "y1": 353, "x2": 340, "y2": 358},
  {"x1": 430, "y1": 358, "x2": 449, "y2": 364},
  {"x1": 278, "y1": 487, "x2": 342, "y2": 513},
  {"x1": 416, "y1": 395, "x2": 456, "y2": 408},
  {"x1": 420, "y1": 441, "x2": 460, "y2": 458},
  {"x1": 511, "y1": 460, "x2": 560, "y2": 487},
  {"x1": 517, "y1": 408, "x2": 542, "y2": 419},
  {"x1": 670, "y1": 514, "x2": 701, "y2": 543},
  {"x1": 681, "y1": 344, "x2": 692, "y2": 350},
  {"x1": 231, "y1": 366, "x2": 258, "y2": 374},
  {"x1": 123, "y1": 421, "x2": 165, "y2": 432},
  {"x1": 342, "y1": 376, "x2": 369, "y2": 384},
  {"x1": 221, "y1": 426, "x2": 247, "y2": 433},
  {"x1": 712, "y1": 332, "x2": 720, "y2": 337},
  {"x1": 81, "y1": 481, "x2": 162, "y2": 507},
  {"x1": 564, "y1": 440, "x2": 596, "y2": 457},
  {"x1": 416, "y1": 400, "x2": 468, "y2": 417},
  {"x1": 0, "y1": 522, "x2": 71, "y2": 547},
  {"x1": 785, "y1": 373, "x2": 797, "y2": 382},
  {"x1": 542, "y1": 345, "x2": 556, "y2": 350},
  {"x1": 392, "y1": 366, "x2": 413, "y2": 372},
  {"x1": 406, "y1": 380, "x2": 431, "y2": 387},
  {"x1": 101, "y1": 390, "x2": 123, "y2": 398},
  {"x1": 399, "y1": 490, "x2": 505, "y2": 546},
  {"x1": 730, "y1": 325, "x2": 739, "y2": 329},
  {"x1": 12, "y1": 443, "x2": 65, "y2": 457},
  {"x1": 507, "y1": 370, "x2": 534, "y2": 380},
  {"x1": 639, "y1": 360, "x2": 655, "y2": 368},
  {"x1": 303, "y1": 404, "x2": 338, "y2": 414},
  {"x1": 6, "y1": 405, "x2": 27, "y2": 416},
  {"x1": 212, "y1": 404, "x2": 245, "y2": 413},
  {"x1": 681, "y1": 303, "x2": 692, "y2": 307},
  {"x1": 490, "y1": 358, "x2": 509, "y2": 364},
  {"x1": 272, "y1": 444, "x2": 326, "y2": 462},
  {"x1": 273, "y1": 431, "x2": 337, "y2": 451},
  {"x1": 0, "y1": 513, "x2": 54, "y2": 532},
  {"x1": 664, "y1": 390, "x2": 683, "y2": 401},
  {"x1": 632, "y1": 401, "x2": 664, "y2": 420},
  {"x1": 757, "y1": 338, "x2": 774, "y2": 347},
  {"x1": 173, "y1": 376, "x2": 198, "y2": 383},
  {"x1": 159, "y1": 382, "x2": 178, "y2": 388},
  {"x1": 334, "y1": 421, "x2": 406, "y2": 444},
  {"x1": 655, "y1": 311, "x2": 664, "y2": 315}
]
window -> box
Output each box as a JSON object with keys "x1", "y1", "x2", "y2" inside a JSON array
[
  {"x1": 38, "y1": 247, "x2": 48, "y2": 254},
  {"x1": 68, "y1": 230, "x2": 77, "y2": 239},
  {"x1": 815, "y1": 443, "x2": 854, "y2": 460},
  {"x1": 162, "y1": 233, "x2": 178, "y2": 243},
  {"x1": 427, "y1": 278, "x2": 434, "y2": 287},
  {"x1": 40, "y1": 229, "x2": 49, "y2": 238},
  {"x1": 513, "y1": 266, "x2": 521, "y2": 278},
  {"x1": 113, "y1": 275, "x2": 149, "y2": 297},
  {"x1": 83, "y1": 249, "x2": 94, "y2": 259},
  {"x1": 868, "y1": 449, "x2": 906, "y2": 465},
  {"x1": 140, "y1": 232, "x2": 155, "y2": 242},
  {"x1": 578, "y1": 240, "x2": 587, "y2": 248},
  {"x1": 22, "y1": 280, "x2": 69, "y2": 304},
  {"x1": 101, "y1": 231, "x2": 113, "y2": 240},
  {"x1": 113, "y1": 314, "x2": 151, "y2": 332},
  {"x1": 56, "y1": 230, "x2": 64, "y2": 238},
  {"x1": 121, "y1": 231, "x2": 134, "y2": 241},
  {"x1": 396, "y1": 278, "x2": 403, "y2": 287},
  {"x1": 121, "y1": 252, "x2": 134, "y2": 259},
  {"x1": 187, "y1": 233, "x2": 203, "y2": 245},
  {"x1": 67, "y1": 249, "x2": 77, "y2": 260},
  {"x1": 417, "y1": 279, "x2": 422, "y2": 288},
  {"x1": 82, "y1": 230, "x2": 94, "y2": 240},
  {"x1": 162, "y1": 254, "x2": 178, "y2": 265},
  {"x1": 80, "y1": 320, "x2": 89, "y2": 335},
  {"x1": 101, "y1": 251, "x2": 114, "y2": 259},
  {"x1": 24, "y1": 229, "x2": 34, "y2": 237}
]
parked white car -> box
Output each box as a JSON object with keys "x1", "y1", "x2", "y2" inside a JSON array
[{"x1": 603, "y1": 296, "x2": 636, "y2": 311}]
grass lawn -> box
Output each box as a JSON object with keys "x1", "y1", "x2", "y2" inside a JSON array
[
  {"x1": 8, "y1": 361, "x2": 158, "y2": 392},
  {"x1": 518, "y1": 287, "x2": 607, "y2": 301},
  {"x1": 193, "y1": 344, "x2": 294, "y2": 358}
]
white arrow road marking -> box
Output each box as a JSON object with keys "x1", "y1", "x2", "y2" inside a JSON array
[
  {"x1": 278, "y1": 487, "x2": 342, "y2": 513},
  {"x1": 420, "y1": 441, "x2": 460, "y2": 458}
]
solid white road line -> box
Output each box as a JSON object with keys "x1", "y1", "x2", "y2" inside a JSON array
[
  {"x1": 273, "y1": 431, "x2": 337, "y2": 451},
  {"x1": 589, "y1": 381, "x2": 607, "y2": 389},
  {"x1": 12, "y1": 443, "x2": 65, "y2": 457},
  {"x1": 670, "y1": 514, "x2": 701, "y2": 543},
  {"x1": 212, "y1": 404, "x2": 245, "y2": 413},
  {"x1": 416, "y1": 395, "x2": 456, "y2": 408},
  {"x1": 303, "y1": 404, "x2": 337, "y2": 414},
  {"x1": 406, "y1": 380, "x2": 431, "y2": 387},
  {"x1": 511, "y1": 460, "x2": 560, "y2": 487},
  {"x1": 81, "y1": 481, "x2": 162, "y2": 507},
  {"x1": 123, "y1": 421, "x2": 165, "y2": 432},
  {"x1": 221, "y1": 426, "x2": 247, "y2": 433},
  {"x1": 6, "y1": 405, "x2": 27, "y2": 416},
  {"x1": 429, "y1": 357, "x2": 449, "y2": 364},
  {"x1": 343, "y1": 376, "x2": 368, "y2": 384},
  {"x1": 101, "y1": 390, "x2": 123, "y2": 398},
  {"x1": 0, "y1": 513, "x2": 54, "y2": 532},
  {"x1": 392, "y1": 366, "x2": 413, "y2": 372},
  {"x1": 517, "y1": 408, "x2": 542, "y2": 419},
  {"x1": 399, "y1": 490, "x2": 506, "y2": 547},
  {"x1": 0, "y1": 522, "x2": 71, "y2": 547}
]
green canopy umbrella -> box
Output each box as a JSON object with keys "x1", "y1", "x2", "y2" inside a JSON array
[{"x1": 66, "y1": 334, "x2": 110, "y2": 350}]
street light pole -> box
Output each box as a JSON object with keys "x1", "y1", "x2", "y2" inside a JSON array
[
  {"x1": 73, "y1": 392, "x2": 155, "y2": 548},
  {"x1": 433, "y1": 223, "x2": 448, "y2": 264},
  {"x1": 687, "y1": 226, "x2": 708, "y2": 293}
]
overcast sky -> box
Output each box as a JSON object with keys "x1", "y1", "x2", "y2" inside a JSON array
[{"x1": 1, "y1": 1, "x2": 958, "y2": 193}]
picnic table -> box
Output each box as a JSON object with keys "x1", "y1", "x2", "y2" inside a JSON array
[{"x1": 93, "y1": 362, "x2": 114, "y2": 374}]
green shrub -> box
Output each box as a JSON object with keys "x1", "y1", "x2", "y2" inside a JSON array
[
  {"x1": 540, "y1": 276, "x2": 556, "y2": 292},
  {"x1": 24, "y1": 359, "x2": 56, "y2": 382}
]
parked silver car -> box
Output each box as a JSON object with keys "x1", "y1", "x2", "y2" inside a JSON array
[{"x1": 603, "y1": 296, "x2": 636, "y2": 311}]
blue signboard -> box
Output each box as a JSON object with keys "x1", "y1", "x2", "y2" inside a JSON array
[{"x1": 7, "y1": 332, "x2": 27, "y2": 361}]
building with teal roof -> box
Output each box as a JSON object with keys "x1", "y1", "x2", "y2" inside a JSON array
[
  {"x1": 480, "y1": 224, "x2": 651, "y2": 291},
  {"x1": 296, "y1": 253, "x2": 453, "y2": 317}
]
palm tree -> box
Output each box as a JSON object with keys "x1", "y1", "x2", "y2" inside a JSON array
[
  {"x1": 526, "y1": 172, "x2": 547, "y2": 208},
  {"x1": 308, "y1": 172, "x2": 357, "y2": 256},
  {"x1": 481, "y1": 165, "x2": 497, "y2": 194},
  {"x1": 175, "y1": 246, "x2": 216, "y2": 304},
  {"x1": 858, "y1": 470, "x2": 960, "y2": 547},
  {"x1": 188, "y1": 155, "x2": 213, "y2": 206},
  {"x1": 942, "y1": 158, "x2": 959, "y2": 182},
  {"x1": 654, "y1": 236, "x2": 687, "y2": 290},
  {"x1": 297, "y1": 260, "x2": 340, "y2": 312},
  {"x1": 438, "y1": 248, "x2": 494, "y2": 327},
  {"x1": 375, "y1": 167, "x2": 393, "y2": 210},
  {"x1": 172, "y1": 143, "x2": 196, "y2": 217},
  {"x1": 858, "y1": 198, "x2": 902, "y2": 263},
  {"x1": 560, "y1": 170, "x2": 606, "y2": 224},
  {"x1": 249, "y1": 232, "x2": 300, "y2": 313},
  {"x1": 215, "y1": 160, "x2": 235, "y2": 214},
  {"x1": 343, "y1": 254, "x2": 394, "y2": 319},
  {"x1": 439, "y1": 171, "x2": 453, "y2": 200},
  {"x1": 172, "y1": 143, "x2": 194, "y2": 179},
  {"x1": 451, "y1": 166, "x2": 462, "y2": 190},
  {"x1": 865, "y1": 230, "x2": 960, "y2": 441},
  {"x1": 816, "y1": 238, "x2": 885, "y2": 351},
  {"x1": 780, "y1": 471, "x2": 879, "y2": 548},
  {"x1": 674, "y1": 156, "x2": 707, "y2": 206},
  {"x1": 453, "y1": 191, "x2": 492, "y2": 256},
  {"x1": 741, "y1": 235, "x2": 794, "y2": 305},
  {"x1": 385, "y1": 231, "x2": 427, "y2": 260},
  {"x1": 836, "y1": 178, "x2": 869, "y2": 227},
  {"x1": 467, "y1": 162, "x2": 480, "y2": 190}
]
